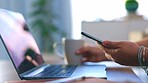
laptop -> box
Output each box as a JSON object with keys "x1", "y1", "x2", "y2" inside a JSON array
[{"x1": 0, "y1": 8, "x2": 107, "y2": 80}]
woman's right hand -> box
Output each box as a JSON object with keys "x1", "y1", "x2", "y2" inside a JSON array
[
  {"x1": 102, "y1": 40, "x2": 140, "y2": 66},
  {"x1": 75, "y1": 45, "x2": 108, "y2": 62}
]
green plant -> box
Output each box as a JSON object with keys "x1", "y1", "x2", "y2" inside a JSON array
[{"x1": 30, "y1": 0, "x2": 65, "y2": 53}]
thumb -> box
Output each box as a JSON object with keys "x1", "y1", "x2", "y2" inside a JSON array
[{"x1": 102, "y1": 40, "x2": 121, "y2": 49}]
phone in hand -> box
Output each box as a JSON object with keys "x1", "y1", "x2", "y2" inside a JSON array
[{"x1": 81, "y1": 31, "x2": 103, "y2": 45}]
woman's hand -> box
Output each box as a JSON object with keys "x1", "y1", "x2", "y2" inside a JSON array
[
  {"x1": 75, "y1": 45, "x2": 108, "y2": 62},
  {"x1": 102, "y1": 40, "x2": 140, "y2": 66}
]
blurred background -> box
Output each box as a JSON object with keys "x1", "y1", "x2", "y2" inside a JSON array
[
  {"x1": 0, "y1": 0, "x2": 148, "y2": 52},
  {"x1": 0, "y1": 0, "x2": 148, "y2": 82}
]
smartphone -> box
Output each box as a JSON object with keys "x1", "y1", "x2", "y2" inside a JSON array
[{"x1": 81, "y1": 31, "x2": 103, "y2": 45}]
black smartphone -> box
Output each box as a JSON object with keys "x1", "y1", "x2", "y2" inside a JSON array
[{"x1": 81, "y1": 31, "x2": 103, "y2": 45}]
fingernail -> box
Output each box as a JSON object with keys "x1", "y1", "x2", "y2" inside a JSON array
[
  {"x1": 82, "y1": 57, "x2": 87, "y2": 61},
  {"x1": 103, "y1": 40, "x2": 109, "y2": 45},
  {"x1": 75, "y1": 51, "x2": 79, "y2": 54}
]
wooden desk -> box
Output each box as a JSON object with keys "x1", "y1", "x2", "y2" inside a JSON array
[{"x1": 0, "y1": 55, "x2": 143, "y2": 83}]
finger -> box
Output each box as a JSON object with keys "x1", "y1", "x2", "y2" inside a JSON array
[
  {"x1": 82, "y1": 57, "x2": 87, "y2": 62},
  {"x1": 102, "y1": 40, "x2": 121, "y2": 49},
  {"x1": 82, "y1": 57, "x2": 96, "y2": 62},
  {"x1": 81, "y1": 57, "x2": 93, "y2": 62},
  {"x1": 75, "y1": 46, "x2": 92, "y2": 55},
  {"x1": 75, "y1": 47, "x2": 86, "y2": 55}
]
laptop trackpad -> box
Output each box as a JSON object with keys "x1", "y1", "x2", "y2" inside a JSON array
[{"x1": 70, "y1": 65, "x2": 107, "y2": 78}]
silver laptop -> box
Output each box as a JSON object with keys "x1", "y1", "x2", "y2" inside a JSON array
[{"x1": 0, "y1": 8, "x2": 107, "y2": 80}]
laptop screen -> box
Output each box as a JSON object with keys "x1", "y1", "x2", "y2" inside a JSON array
[{"x1": 0, "y1": 9, "x2": 44, "y2": 74}]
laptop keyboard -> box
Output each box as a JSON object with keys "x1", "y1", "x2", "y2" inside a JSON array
[{"x1": 34, "y1": 65, "x2": 77, "y2": 77}]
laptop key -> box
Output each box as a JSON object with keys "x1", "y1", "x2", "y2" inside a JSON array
[
  {"x1": 35, "y1": 65, "x2": 77, "y2": 77},
  {"x1": 51, "y1": 65, "x2": 77, "y2": 77},
  {"x1": 34, "y1": 65, "x2": 60, "y2": 77}
]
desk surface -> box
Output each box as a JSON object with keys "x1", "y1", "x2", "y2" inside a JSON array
[{"x1": 0, "y1": 55, "x2": 143, "y2": 83}]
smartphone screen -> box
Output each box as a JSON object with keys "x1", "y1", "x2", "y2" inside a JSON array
[{"x1": 81, "y1": 32, "x2": 103, "y2": 45}]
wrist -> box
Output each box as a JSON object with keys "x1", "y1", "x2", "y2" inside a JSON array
[
  {"x1": 137, "y1": 46, "x2": 148, "y2": 75},
  {"x1": 145, "y1": 47, "x2": 148, "y2": 64}
]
